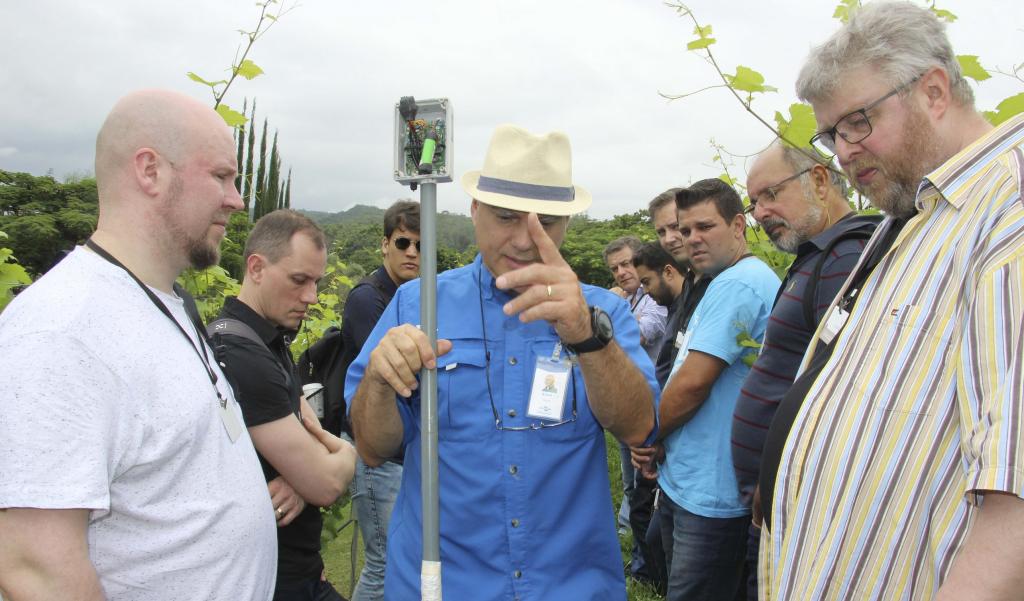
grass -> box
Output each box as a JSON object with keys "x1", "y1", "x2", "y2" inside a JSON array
[{"x1": 321, "y1": 432, "x2": 664, "y2": 600}]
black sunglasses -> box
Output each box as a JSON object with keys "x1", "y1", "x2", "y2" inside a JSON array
[{"x1": 392, "y1": 236, "x2": 420, "y2": 252}]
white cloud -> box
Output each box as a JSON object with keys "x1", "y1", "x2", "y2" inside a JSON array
[{"x1": 1, "y1": 0, "x2": 1020, "y2": 218}]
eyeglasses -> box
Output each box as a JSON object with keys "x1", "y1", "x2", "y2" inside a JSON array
[
  {"x1": 745, "y1": 168, "x2": 812, "y2": 214},
  {"x1": 809, "y1": 76, "x2": 919, "y2": 156},
  {"x1": 393, "y1": 236, "x2": 420, "y2": 252}
]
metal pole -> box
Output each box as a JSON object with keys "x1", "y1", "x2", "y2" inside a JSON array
[{"x1": 419, "y1": 181, "x2": 441, "y2": 601}]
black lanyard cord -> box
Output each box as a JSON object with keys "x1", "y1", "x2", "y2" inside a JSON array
[{"x1": 84, "y1": 239, "x2": 228, "y2": 408}]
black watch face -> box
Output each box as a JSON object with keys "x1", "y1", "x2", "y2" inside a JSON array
[{"x1": 594, "y1": 308, "x2": 614, "y2": 342}]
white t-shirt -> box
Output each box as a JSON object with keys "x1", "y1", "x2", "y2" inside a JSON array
[{"x1": 0, "y1": 247, "x2": 276, "y2": 600}]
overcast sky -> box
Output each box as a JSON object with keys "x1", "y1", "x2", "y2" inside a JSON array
[{"x1": 1, "y1": 0, "x2": 1020, "y2": 219}]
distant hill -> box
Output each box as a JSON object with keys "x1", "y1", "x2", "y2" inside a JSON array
[
  {"x1": 299, "y1": 204, "x2": 389, "y2": 226},
  {"x1": 299, "y1": 205, "x2": 473, "y2": 245},
  {"x1": 299, "y1": 205, "x2": 477, "y2": 276}
]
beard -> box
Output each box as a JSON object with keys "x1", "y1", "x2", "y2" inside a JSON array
[
  {"x1": 162, "y1": 174, "x2": 222, "y2": 271},
  {"x1": 761, "y1": 199, "x2": 824, "y2": 254},
  {"x1": 846, "y1": 103, "x2": 939, "y2": 218}
]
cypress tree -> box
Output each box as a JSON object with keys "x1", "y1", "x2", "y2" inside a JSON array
[
  {"x1": 234, "y1": 98, "x2": 246, "y2": 194},
  {"x1": 243, "y1": 101, "x2": 257, "y2": 210},
  {"x1": 254, "y1": 118, "x2": 268, "y2": 220},
  {"x1": 265, "y1": 131, "x2": 280, "y2": 215},
  {"x1": 283, "y1": 169, "x2": 292, "y2": 209}
]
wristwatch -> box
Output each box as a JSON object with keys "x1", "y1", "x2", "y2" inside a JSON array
[{"x1": 563, "y1": 305, "x2": 614, "y2": 354}]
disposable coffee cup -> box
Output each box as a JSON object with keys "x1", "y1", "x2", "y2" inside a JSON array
[{"x1": 302, "y1": 383, "x2": 325, "y2": 419}]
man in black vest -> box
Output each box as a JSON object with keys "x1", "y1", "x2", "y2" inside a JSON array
[
  {"x1": 215, "y1": 209, "x2": 356, "y2": 601},
  {"x1": 338, "y1": 200, "x2": 420, "y2": 601}
]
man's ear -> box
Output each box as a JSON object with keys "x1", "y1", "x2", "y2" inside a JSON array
[
  {"x1": 918, "y1": 66, "x2": 952, "y2": 120},
  {"x1": 133, "y1": 147, "x2": 164, "y2": 197},
  {"x1": 246, "y1": 253, "x2": 268, "y2": 284},
  {"x1": 381, "y1": 236, "x2": 389, "y2": 256},
  {"x1": 810, "y1": 164, "x2": 831, "y2": 203},
  {"x1": 731, "y1": 213, "x2": 747, "y2": 240}
]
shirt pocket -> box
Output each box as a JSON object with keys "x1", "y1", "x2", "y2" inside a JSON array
[
  {"x1": 521, "y1": 340, "x2": 600, "y2": 442},
  {"x1": 853, "y1": 303, "x2": 953, "y2": 415},
  {"x1": 437, "y1": 339, "x2": 493, "y2": 442}
]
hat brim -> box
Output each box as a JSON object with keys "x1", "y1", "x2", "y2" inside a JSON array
[{"x1": 461, "y1": 170, "x2": 591, "y2": 216}]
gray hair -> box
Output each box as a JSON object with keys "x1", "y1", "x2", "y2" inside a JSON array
[
  {"x1": 776, "y1": 142, "x2": 849, "y2": 198},
  {"x1": 603, "y1": 236, "x2": 644, "y2": 262},
  {"x1": 795, "y1": 1, "x2": 973, "y2": 107},
  {"x1": 648, "y1": 187, "x2": 682, "y2": 216}
]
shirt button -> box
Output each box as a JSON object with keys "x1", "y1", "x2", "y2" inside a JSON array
[
  {"x1": 514, "y1": 570, "x2": 522, "y2": 579},
  {"x1": 509, "y1": 465, "x2": 518, "y2": 475},
  {"x1": 508, "y1": 356, "x2": 517, "y2": 366},
  {"x1": 507, "y1": 409, "x2": 517, "y2": 418},
  {"x1": 511, "y1": 518, "x2": 520, "y2": 527}
]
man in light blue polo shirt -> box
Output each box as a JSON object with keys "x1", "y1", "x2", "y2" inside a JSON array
[{"x1": 635, "y1": 178, "x2": 779, "y2": 601}]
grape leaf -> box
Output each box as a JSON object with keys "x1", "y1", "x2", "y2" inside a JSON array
[
  {"x1": 956, "y1": 55, "x2": 990, "y2": 82},
  {"x1": 984, "y1": 93, "x2": 1024, "y2": 126},
  {"x1": 216, "y1": 104, "x2": 248, "y2": 128},
  {"x1": 235, "y1": 59, "x2": 265, "y2": 81},
  {"x1": 726, "y1": 66, "x2": 777, "y2": 94},
  {"x1": 687, "y1": 37, "x2": 716, "y2": 50},
  {"x1": 775, "y1": 103, "x2": 819, "y2": 149}
]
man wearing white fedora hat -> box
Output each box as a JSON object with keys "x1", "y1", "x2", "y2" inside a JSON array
[{"x1": 347, "y1": 124, "x2": 659, "y2": 600}]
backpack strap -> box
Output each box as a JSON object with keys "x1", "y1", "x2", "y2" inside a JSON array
[
  {"x1": 207, "y1": 318, "x2": 290, "y2": 383},
  {"x1": 802, "y1": 227, "x2": 876, "y2": 329}
]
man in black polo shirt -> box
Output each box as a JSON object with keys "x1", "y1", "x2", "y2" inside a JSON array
[
  {"x1": 215, "y1": 209, "x2": 356, "y2": 601},
  {"x1": 732, "y1": 142, "x2": 878, "y2": 600},
  {"x1": 337, "y1": 200, "x2": 419, "y2": 601}
]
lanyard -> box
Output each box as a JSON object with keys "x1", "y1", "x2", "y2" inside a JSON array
[
  {"x1": 629, "y1": 290, "x2": 646, "y2": 312},
  {"x1": 84, "y1": 239, "x2": 229, "y2": 409}
]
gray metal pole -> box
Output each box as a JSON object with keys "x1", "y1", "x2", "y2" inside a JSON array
[{"x1": 419, "y1": 181, "x2": 441, "y2": 600}]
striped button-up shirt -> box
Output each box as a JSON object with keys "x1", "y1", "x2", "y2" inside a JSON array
[{"x1": 762, "y1": 113, "x2": 1024, "y2": 600}]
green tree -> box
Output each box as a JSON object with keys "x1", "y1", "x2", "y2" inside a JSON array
[
  {"x1": 0, "y1": 170, "x2": 98, "y2": 275},
  {"x1": 0, "y1": 231, "x2": 32, "y2": 312}
]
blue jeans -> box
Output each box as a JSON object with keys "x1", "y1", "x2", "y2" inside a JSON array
[
  {"x1": 659, "y1": 495, "x2": 748, "y2": 601},
  {"x1": 349, "y1": 454, "x2": 402, "y2": 601},
  {"x1": 618, "y1": 440, "x2": 636, "y2": 529}
]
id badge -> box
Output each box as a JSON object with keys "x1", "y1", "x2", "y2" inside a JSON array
[
  {"x1": 527, "y1": 357, "x2": 571, "y2": 422},
  {"x1": 819, "y1": 306, "x2": 849, "y2": 346},
  {"x1": 219, "y1": 395, "x2": 244, "y2": 443}
]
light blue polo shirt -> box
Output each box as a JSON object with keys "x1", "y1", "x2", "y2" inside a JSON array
[{"x1": 658, "y1": 256, "x2": 780, "y2": 518}]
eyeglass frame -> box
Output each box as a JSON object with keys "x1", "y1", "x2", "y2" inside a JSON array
[
  {"x1": 476, "y1": 265, "x2": 579, "y2": 431},
  {"x1": 809, "y1": 75, "x2": 921, "y2": 155},
  {"x1": 745, "y1": 167, "x2": 813, "y2": 214},
  {"x1": 391, "y1": 236, "x2": 421, "y2": 252}
]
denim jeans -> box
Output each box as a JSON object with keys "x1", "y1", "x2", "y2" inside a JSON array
[
  {"x1": 744, "y1": 523, "x2": 760, "y2": 601},
  {"x1": 617, "y1": 440, "x2": 636, "y2": 529},
  {"x1": 659, "y1": 495, "x2": 749, "y2": 601},
  {"x1": 345, "y1": 439, "x2": 402, "y2": 601}
]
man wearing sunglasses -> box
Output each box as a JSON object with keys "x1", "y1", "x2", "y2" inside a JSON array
[
  {"x1": 338, "y1": 200, "x2": 419, "y2": 601},
  {"x1": 346, "y1": 124, "x2": 658, "y2": 600},
  {"x1": 733, "y1": 141, "x2": 878, "y2": 600},
  {"x1": 760, "y1": 2, "x2": 1024, "y2": 600}
]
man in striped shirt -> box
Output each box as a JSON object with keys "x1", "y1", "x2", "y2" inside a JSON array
[
  {"x1": 761, "y1": 2, "x2": 1024, "y2": 599},
  {"x1": 733, "y1": 141, "x2": 878, "y2": 601}
]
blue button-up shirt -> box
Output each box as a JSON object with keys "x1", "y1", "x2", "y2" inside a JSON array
[{"x1": 346, "y1": 255, "x2": 659, "y2": 600}]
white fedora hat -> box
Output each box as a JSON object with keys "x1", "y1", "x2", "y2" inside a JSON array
[{"x1": 461, "y1": 124, "x2": 592, "y2": 216}]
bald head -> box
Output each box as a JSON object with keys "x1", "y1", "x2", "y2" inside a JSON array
[
  {"x1": 94, "y1": 89, "x2": 227, "y2": 200},
  {"x1": 88, "y1": 90, "x2": 242, "y2": 288}
]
